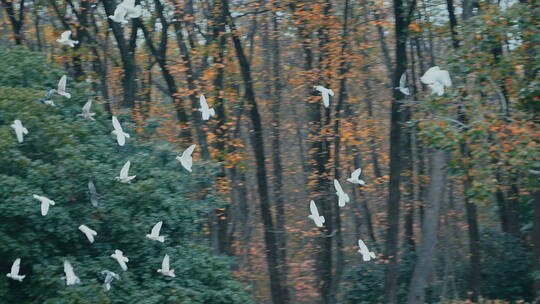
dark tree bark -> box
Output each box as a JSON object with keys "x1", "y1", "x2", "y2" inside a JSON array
[
  {"x1": 1, "y1": 0, "x2": 25, "y2": 45},
  {"x1": 266, "y1": 8, "x2": 289, "y2": 296},
  {"x1": 141, "y1": 0, "x2": 193, "y2": 142},
  {"x1": 447, "y1": 3, "x2": 482, "y2": 299},
  {"x1": 463, "y1": 152, "x2": 481, "y2": 302},
  {"x1": 407, "y1": 150, "x2": 447, "y2": 303},
  {"x1": 384, "y1": 0, "x2": 415, "y2": 302},
  {"x1": 289, "y1": 2, "x2": 335, "y2": 302},
  {"x1": 222, "y1": 1, "x2": 289, "y2": 303},
  {"x1": 101, "y1": 0, "x2": 139, "y2": 108},
  {"x1": 446, "y1": 0, "x2": 460, "y2": 49},
  {"x1": 330, "y1": 0, "x2": 352, "y2": 299},
  {"x1": 403, "y1": 107, "x2": 416, "y2": 251}
]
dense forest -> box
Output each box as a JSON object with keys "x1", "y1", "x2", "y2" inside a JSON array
[{"x1": 0, "y1": 0, "x2": 538, "y2": 303}]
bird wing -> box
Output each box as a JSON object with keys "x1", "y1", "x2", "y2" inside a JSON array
[
  {"x1": 57, "y1": 75, "x2": 67, "y2": 91},
  {"x1": 88, "y1": 180, "x2": 96, "y2": 194},
  {"x1": 162, "y1": 254, "x2": 170, "y2": 272},
  {"x1": 199, "y1": 94, "x2": 208, "y2": 110},
  {"x1": 64, "y1": 260, "x2": 74, "y2": 276},
  {"x1": 328, "y1": 89, "x2": 334, "y2": 96},
  {"x1": 322, "y1": 93, "x2": 330, "y2": 107},
  {"x1": 117, "y1": 133, "x2": 126, "y2": 146},
  {"x1": 120, "y1": 161, "x2": 131, "y2": 178},
  {"x1": 61, "y1": 31, "x2": 71, "y2": 40},
  {"x1": 314, "y1": 85, "x2": 323, "y2": 92},
  {"x1": 310, "y1": 200, "x2": 319, "y2": 217},
  {"x1": 351, "y1": 168, "x2": 361, "y2": 180},
  {"x1": 13, "y1": 124, "x2": 23, "y2": 142},
  {"x1": 121, "y1": 0, "x2": 135, "y2": 7},
  {"x1": 11, "y1": 258, "x2": 20, "y2": 274},
  {"x1": 399, "y1": 72, "x2": 407, "y2": 88},
  {"x1": 358, "y1": 239, "x2": 369, "y2": 252},
  {"x1": 151, "y1": 221, "x2": 162, "y2": 236},
  {"x1": 108, "y1": 271, "x2": 120, "y2": 281},
  {"x1": 44, "y1": 89, "x2": 56, "y2": 100},
  {"x1": 41, "y1": 200, "x2": 50, "y2": 215},
  {"x1": 421, "y1": 66, "x2": 439, "y2": 84},
  {"x1": 439, "y1": 70, "x2": 452, "y2": 87},
  {"x1": 182, "y1": 144, "x2": 196, "y2": 158},
  {"x1": 430, "y1": 83, "x2": 444, "y2": 96},
  {"x1": 112, "y1": 116, "x2": 122, "y2": 131},
  {"x1": 82, "y1": 100, "x2": 92, "y2": 113},
  {"x1": 333, "y1": 179, "x2": 344, "y2": 194},
  {"x1": 111, "y1": 5, "x2": 128, "y2": 19}
]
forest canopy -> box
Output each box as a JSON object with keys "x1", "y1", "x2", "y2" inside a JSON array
[{"x1": 0, "y1": 0, "x2": 539, "y2": 303}]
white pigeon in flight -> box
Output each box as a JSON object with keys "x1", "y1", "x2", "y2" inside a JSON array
[
  {"x1": 198, "y1": 94, "x2": 215, "y2": 121},
  {"x1": 110, "y1": 250, "x2": 129, "y2": 271},
  {"x1": 116, "y1": 160, "x2": 136, "y2": 183},
  {"x1": 176, "y1": 144, "x2": 196, "y2": 172},
  {"x1": 157, "y1": 254, "x2": 175, "y2": 278},
  {"x1": 11, "y1": 120, "x2": 28, "y2": 143},
  {"x1": 63, "y1": 260, "x2": 81, "y2": 285},
  {"x1": 56, "y1": 31, "x2": 79, "y2": 47},
  {"x1": 421, "y1": 66, "x2": 452, "y2": 96},
  {"x1": 358, "y1": 239, "x2": 376, "y2": 261},
  {"x1": 88, "y1": 179, "x2": 101, "y2": 207},
  {"x1": 314, "y1": 85, "x2": 334, "y2": 108},
  {"x1": 111, "y1": 116, "x2": 130, "y2": 146},
  {"x1": 6, "y1": 258, "x2": 25, "y2": 282},
  {"x1": 347, "y1": 168, "x2": 366, "y2": 185},
  {"x1": 78, "y1": 100, "x2": 96, "y2": 121},
  {"x1": 308, "y1": 200, "x2": 325, "y2": 228},
  {"x1": 333, "y1": 179, "x2": 350, "y2": 207},
  {"x1": 101, "y1": 270, "x2": 120, "y2": 291},
  {"x1": 55, "y1": 75, "x2": 71, "y2": 99},
  {"x1": 78, "y1": 225, "x2": 97, "y2": 243},
  {"x1": 109, "y1": 5, "x2": 128, "y2": 24},
  {"x1": 396, "y1": 72, "x2": 410, "y2": 96},
  {"x1": 33, "y1": 194, "x2": 55, "y2": 216},
  {"x1": 38, "y1": 89, "x2": 57, "y2": 106},
  {"x1": 109, "y1": 0, "x2": 141, "y2": 24},
  {"x1": 146, "y1": 221, "x2": 165, "y2": 242}
]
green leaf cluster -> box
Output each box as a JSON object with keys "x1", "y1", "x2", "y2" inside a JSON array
[{"x1": 0, "y1": 48, "x2": 253, "y2": 304}]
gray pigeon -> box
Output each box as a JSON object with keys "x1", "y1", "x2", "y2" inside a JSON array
[
  {"x1": 38, "y1": 89, "x2": 57, "y2": 106},
  {"x1": 101, "y1": 270, "x2": 120, "y2": 291},
  {"x1": 88, "y1": 180, "x2": 102, "y2": 207}
]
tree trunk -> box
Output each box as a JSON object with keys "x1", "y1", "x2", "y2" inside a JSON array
[
  {"x1": 1, "y1": 0, "x2": 25, "y2": 45},
  {"x1": 269, "y1": 9, "x2": 288, "y2": 295},
  {"x1": 222, "y1": 1, "x2": 288, "y2": 303},
  {"x1": 330, "y1": 0, "x2": 351, "y2": 299},
  {"x1": 407, "y1": 149, "x2": 447, "y2": 303},
  {"x1": 384, "y1": 0, "x2": 414, "y2": 301},
  {"x1": 101, "y1": 0, "x2": 139, "y2": 108}
]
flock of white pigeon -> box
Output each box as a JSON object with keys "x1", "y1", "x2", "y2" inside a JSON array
[
  {"x1": 6, "y1": 0, "x2": 453, "y2": 291},
  {"x1": 310, "y1": 66, "x2": 451, "y2": 261},
  {"x1": 8, "y1": 79, "x2": 208, "y2": 288}
]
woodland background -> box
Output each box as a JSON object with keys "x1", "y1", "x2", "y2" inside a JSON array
[{"x1": 0, "y1": 0, "x2": 539, "y2": 303}]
